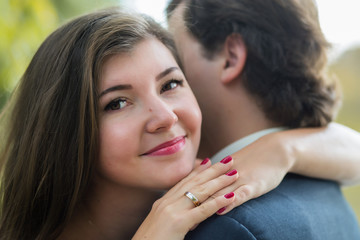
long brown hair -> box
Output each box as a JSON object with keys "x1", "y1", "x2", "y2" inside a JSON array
[{"x1": 0, "y1": 8, "x2": 178, "y2": 239}]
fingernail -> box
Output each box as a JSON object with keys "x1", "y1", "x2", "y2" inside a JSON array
[
  {"x1": 226, "y1": 169, "x2": 237, "y2": 176},
  {"x1": 217, "y1": 207, "x2": 226, "y2": 214},
  {"x1": 200, "y1": 158, "x2": 210, "y2": 165},
  {"x1": 224, "y1": 192, "x2": 235, "y2": 199},
  {"x1": 220, "y1": 156, "x2": 232, "y2": 164}
]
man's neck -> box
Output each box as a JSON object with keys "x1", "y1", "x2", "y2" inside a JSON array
[{"x1": 197, "y1": 83, "x2": 278, "y2": 158}]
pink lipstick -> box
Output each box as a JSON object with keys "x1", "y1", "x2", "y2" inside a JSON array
[{"x1": 142, "y1": 136, "x2": 185, "y2": 156}]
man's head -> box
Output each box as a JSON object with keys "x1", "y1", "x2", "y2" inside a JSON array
[{"x1": 167, "y1": 0, "x2": 339, "y2": 131}]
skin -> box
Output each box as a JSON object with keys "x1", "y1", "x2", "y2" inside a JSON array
[{"x1": 97, "y1": 38, "x2": 201, "y2": 190}]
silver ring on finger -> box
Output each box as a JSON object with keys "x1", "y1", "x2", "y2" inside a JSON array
[{"x1": 184, "y1": 191, "x2": 201, "y2": 207}]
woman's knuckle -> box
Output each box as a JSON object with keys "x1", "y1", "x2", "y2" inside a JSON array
[
  {"x1": 152, "y1": 199, "x2": 162, "y2": 210},
  {"x1": 197, "y1": 204, "x2": 210, "y2": 216},
  {"x1": 238, "y1": 185, "x2": 253, "y2": 199}
]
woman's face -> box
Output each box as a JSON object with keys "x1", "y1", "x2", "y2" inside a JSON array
[{"x1": 97, "y1": 38, "x2": 201, "y2": 190}]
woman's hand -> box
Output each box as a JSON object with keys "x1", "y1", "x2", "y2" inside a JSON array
[
  {"x1": 211, "y1": 123, "x2": 360, "y2": 215},
  {"x1": 209, "y1": 133, "x2": 293, "y2": 215},
  {"x1": 132, "y1": 157, "x2": 238, "y2": 240}
]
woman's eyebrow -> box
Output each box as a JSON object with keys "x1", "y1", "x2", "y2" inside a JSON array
[
  {"x1": 99, "y1": 67, "x2": 178, "y2": 98},
  {"x1": 156, "y1": 67, "x2": 179, "y2": 81},
  {"x1": 99, "y1": 84, "x2": 132, "y2": 98}
]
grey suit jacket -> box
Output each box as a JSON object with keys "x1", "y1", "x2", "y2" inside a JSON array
[{"x1": 185, "y1": 174, "x2": 360, "y2": 240}]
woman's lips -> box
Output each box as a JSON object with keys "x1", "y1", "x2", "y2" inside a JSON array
[{"x1": 142, "y1": 136, "x2": 186, "y2": 156}]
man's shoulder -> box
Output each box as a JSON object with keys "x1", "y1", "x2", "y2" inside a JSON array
[
  {"x1": 185, "y1": 214, "x2": 256, "y2": 240},
  {"x1": 185, "y1": 174, "x2": 360, "y2": 240}
]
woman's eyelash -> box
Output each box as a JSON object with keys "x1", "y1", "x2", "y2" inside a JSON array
[
  {"x1": 104, "y1": 79, "x2": 183, "y2": 111},
  {"x1": 160, "y1": 79, "x2": 184, "y2": 93},
  {"x1": 104, "y1": 98, "x2": 128, "y2": 111}
]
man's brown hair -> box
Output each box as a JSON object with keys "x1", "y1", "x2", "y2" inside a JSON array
[{"x1": 167, "y1": 0, "x2": 340, "y2": 128}]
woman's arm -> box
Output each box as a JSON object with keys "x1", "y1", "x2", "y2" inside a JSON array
[
  {"x1": 132, "y1": 123, "x2": 360, "y2": 238},
  {"x1": 213, "y1": 122, "x2": 360, "y2": 214},
  {"x1": 285, "y1": 122, "x2": 360, "y2": 185}
]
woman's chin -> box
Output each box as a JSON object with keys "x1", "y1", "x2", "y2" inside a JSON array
[{"x1": 162, "y1": 165, "x2": 194, "y2": 189}]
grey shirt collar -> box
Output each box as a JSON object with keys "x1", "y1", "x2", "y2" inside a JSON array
[{"x1": 211, "y1": 127, "x2": 287, "y2": 163}]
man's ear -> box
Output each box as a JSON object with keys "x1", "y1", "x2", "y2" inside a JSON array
[{"x1": 220, "y1": 34, "x2": 247, "y2": 84}]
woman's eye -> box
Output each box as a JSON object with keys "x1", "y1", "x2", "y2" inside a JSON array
[
  {"x1": 160, "y1": 79, "x2": 183, "y2": 93},
  {"x1": 105, "y1": 98, "x2": 128, "y2": 111}
]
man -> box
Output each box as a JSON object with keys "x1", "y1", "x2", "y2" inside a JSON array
[{"x1": 166, "y1": 0, "x2": 360, "y2": 239}]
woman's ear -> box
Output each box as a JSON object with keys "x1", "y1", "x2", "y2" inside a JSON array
[{"x1": 220, "y1": 34, "x2": 247, "y2": 84}]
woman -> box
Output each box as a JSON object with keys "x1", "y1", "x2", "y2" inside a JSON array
[{"x1": 0, "y1": 9, "x2": 359, "y2": 239}]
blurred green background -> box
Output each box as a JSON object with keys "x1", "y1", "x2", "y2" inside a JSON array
[
  {"x1": 333, "y1": 48, "x2": 360, "y2": 224},
  {"x1": 0, "y1": 0, "x2": 359, "y2": 225}
]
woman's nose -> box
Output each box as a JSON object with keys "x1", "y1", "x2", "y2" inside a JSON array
[{"x1": 145, "y1": 99, "x2": 178, "y2": 133}]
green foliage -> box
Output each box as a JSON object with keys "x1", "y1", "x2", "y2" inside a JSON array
[
  {"x1": 0, "y1": 0, "x2": 120, "y2": 110},
  {"x1": 330, "y1": 47, "x2": 360, "y2": 132},
  {"x1": 0, "y1": 0, "x2": 58, "y2": 109},
  {"x1": 330, "y1": 47, "x2": 360, "y2": 224},
  {"x1": 343, "y1": 185, "x2": 360, "y2": 225}
]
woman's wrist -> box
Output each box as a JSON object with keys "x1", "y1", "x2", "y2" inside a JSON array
[{"x1": 267, "y1": 130, "x2": 297, "y2": 174}]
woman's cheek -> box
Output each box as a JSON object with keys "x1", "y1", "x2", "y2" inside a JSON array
[
  {"x1": 98, "y1": 116, "x2": 139, "y2": 169},
  {"x1": 186, "y1": 94, "x2": 202, "y2": 136}
]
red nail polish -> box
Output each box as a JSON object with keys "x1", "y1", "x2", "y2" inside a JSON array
[
  {"x1": 200, "y1": 158, "x2": 210, "y2": 165},
  {"x1": 217, "y1": 207, "x2": 226, "y2": 214},
  {"x1": 220, "y1": 156, "x2": 232, "y2": 164},
  {"x1": 226, "y1": 169, "x2": 237, "y2": 176},
  {"x1": 224, "y1": 192, "x2": 235, "y2": 199}
]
